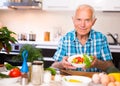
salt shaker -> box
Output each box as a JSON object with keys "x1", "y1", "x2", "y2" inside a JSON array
[
  {"x1": 54, "y1": 69, "x2": 62, "y2": 82},
  {"x1": 43, "y1": 70, "x2": 51, "y2": 83},
  {"x1": 31, "y1": 60, "x2": 44, "y2": 85}
]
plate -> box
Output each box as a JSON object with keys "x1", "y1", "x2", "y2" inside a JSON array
[
  {"x1": 62, "y1": 75, "x2": 92, "y2": 86},
  {"x1": 68, "y1": 54, "x2": 85, "y2": 68}
]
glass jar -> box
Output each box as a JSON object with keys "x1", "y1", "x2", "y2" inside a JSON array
[
  {"x1": 43, "y1": 70, "x2": 51, "y2": 83},
  {"x1": 31, "y1": 60, "x2": 44, "y2": 85}
]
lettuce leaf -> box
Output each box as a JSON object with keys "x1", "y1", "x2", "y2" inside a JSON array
[{"x1": 83, "y1": 54, "x2": 93, "y2": 68}]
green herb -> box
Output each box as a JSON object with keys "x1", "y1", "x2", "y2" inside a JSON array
[
  {"x1": 5, "y1": 63, "x2": 18, "y2": 70},
  {"x1": 20, "y1": 44, "x2": 43, "y2": 62},
  {"x1": 0, "y1": 73, "x2": 10, "y2": 78},
  {"x1": 12, "y1": 44, "x2": 43, "y2": 62},
  {"x1": 45, "y1": 67, "x2": 56, "y2": 75}
]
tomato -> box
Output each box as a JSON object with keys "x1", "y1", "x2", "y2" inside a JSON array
[
  {"x1": 9, "y1": 68, "x2": 21, "y2": 77},
  {"x1": 72, "y1": 57, "x2": 84, "y2": 64}
]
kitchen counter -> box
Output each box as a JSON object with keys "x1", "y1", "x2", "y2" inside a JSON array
[
  {"x1": 18, "y1": 41, "x2": 59, "y2": 49},
  {"x1": 109, "y1": 45, "x2": 120, "y2": 53},
  {"x1": 1, "y1": 41, "x2": 120, "y2": 53},
  {"x1": 18, "y1": 41, "x2": 120, "y2": 53},
  {"x1": 0, "y1": 69, "x2": 97, "y2": 86}
]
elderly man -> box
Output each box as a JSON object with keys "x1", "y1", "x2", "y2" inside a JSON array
[{"x1": 51, "y1": 4, "x2": 119, "y2": 73}]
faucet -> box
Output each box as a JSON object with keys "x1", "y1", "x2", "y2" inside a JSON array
[{"x1": 107, "y1": 33, "x2": 119, "y2": 45}]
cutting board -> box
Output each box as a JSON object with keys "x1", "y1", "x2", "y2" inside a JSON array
[{"x1": 60, "y1": 69, "x2": 98, "y2": 78}]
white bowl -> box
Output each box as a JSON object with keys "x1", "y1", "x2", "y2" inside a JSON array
[
  {"x1": 68, "y1": 54, "x2": 85, "y2": 68},
  {"x1": 0, "y1": 71, "x2": 20, "y2": 85},
  {"x1": 62, "y1": 75, "x2": 91, "y2": 86}
]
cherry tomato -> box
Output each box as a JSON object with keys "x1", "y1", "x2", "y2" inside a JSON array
[{"x1": 9, "y1": 68, "x2": 21, "y2": 77}]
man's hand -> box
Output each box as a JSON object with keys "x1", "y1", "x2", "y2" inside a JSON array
[
  {"x1": 82, "y1": 56, "x2": 96, "y2": 70},
  {"x1": 90, "y1": 56, "x2": 98, "y2": 67},
  {"x1": 61, "y1": 56, "x2": 77, "y2": 69}
]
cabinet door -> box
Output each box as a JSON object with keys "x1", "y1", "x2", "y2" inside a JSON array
[
  {"x1": 102, "y1": 0, "x2": 120, "y2": 11},
  {"x1": 70, "y1": 0, "x2": 104, "y2": 11},
  {"x1": 43, "y1": 0, "x2": 71, "y2": 11},
  {"x1": 43, "y1": 0, "x2": 120, "y2": 11}
]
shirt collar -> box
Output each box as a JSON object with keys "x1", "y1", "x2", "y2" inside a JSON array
[{"x1": 72, "y1": 29, "x2": 94, "y2": 41}]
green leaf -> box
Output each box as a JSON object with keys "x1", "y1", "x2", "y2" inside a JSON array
[
  {"x1": 0, "y1": 26, "x2": 17, "y2": 53},
  {"x1": 83, "y1": 54, "x2": 92, "y2": 68}
]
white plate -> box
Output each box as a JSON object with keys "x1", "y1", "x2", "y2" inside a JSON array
[
  {"x1": 68, "y1": 54, "x2": 85, "y2": 68},
  {"x1": 62, "y1": 75, "x2": 92, "y2": 86}
]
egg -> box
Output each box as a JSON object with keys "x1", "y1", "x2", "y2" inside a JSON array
[
  {"x1": 92, "y1": 73, "x2": 100, "y2": 84},
  {"x1": 115, "y1": 81, "x2": 120, "y2": 86},
  {"x1": 101, "y1": 74, "x2": 110, "y2": 86},
  {"x1": 108, "y1": 82, "x2": 116, "y2": 86},
  {"x1": 99, "y1": 72, "x2": 107, "y2": 79}
]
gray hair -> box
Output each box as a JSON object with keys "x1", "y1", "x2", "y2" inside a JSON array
[{"x1": 74, "y1": 4, "x2": 96, "y2": 19}]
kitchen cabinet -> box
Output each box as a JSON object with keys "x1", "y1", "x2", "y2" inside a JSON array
[
  {"x1": 43, "y1": 0, "x2": 71, "y2": 11},
  {"x1": 101, "y1": 0, "x2": 120, "y2": 11},
  {"x1": 0, "y1": 0, "x2": 8, "y2": 9},
  {"x1": 112, "y1": 53, "x2": 120, "y2": 70},
  {"x1": 42, "y1": 0, "x2": 103, "y2": 11},
  {"x1": 43, "y1": 0, "x2": 120, "y2": 11},
  {"x1": 70, "y1": 0, "x2": 104, "y2": 11}
]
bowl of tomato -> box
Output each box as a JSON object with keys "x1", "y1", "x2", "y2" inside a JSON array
[
  {"x1": 68, "y1": 54, "x2": 94, "y2": 68},
  {"x1": 0, "y1": 68, "x2": 21, "y2": 85}
]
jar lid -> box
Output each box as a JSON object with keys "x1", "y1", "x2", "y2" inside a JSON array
[{"x1": 32, "y1": 60, "x2": 43, "y2": 65}]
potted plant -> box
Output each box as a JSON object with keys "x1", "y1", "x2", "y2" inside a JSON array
[
  {"x1": 10, "y1": 44, "x2": 43, "y2": 66},
  {"x1": 0, "y1": 26, "x2": 17, "y2": 65}
]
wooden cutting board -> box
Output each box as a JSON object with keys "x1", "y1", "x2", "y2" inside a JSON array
[{"x1": 60, "y1": 69, "x2": 98, "y2": 78}]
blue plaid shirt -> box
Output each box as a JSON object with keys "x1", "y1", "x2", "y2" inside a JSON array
[{"x1": 53, "y1": 29, "x2": 113, "y2": 72}]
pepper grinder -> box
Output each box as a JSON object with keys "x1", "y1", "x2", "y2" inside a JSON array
[{"x1": 20, "y1": 50, "x2": 29, "y2": 86}]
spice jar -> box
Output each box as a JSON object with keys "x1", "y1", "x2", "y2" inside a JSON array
[
  {"x1": 44, "y1": 32, "x2": 50, "y2": 41},
  {"x1": 31, "y1": 60, "x2": 44, "y2": 85},
  {"x1": 20, "y1": 73, "x2": 28, "y2": 86}
]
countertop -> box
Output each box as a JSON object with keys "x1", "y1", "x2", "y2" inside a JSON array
[
  {"x1": 18, "y1": 41, "x2": 120, "y2": 53},
  {"x1": 1, "y1": 41, "x2": 120, "y2": 54},
  {"x1": 0, "y1": 68, "x2": 99, "y2": 86}
]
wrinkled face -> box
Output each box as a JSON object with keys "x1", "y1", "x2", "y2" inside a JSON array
[{"x1": 72, "y1": 7, "x2": 96, "y2": 36}]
